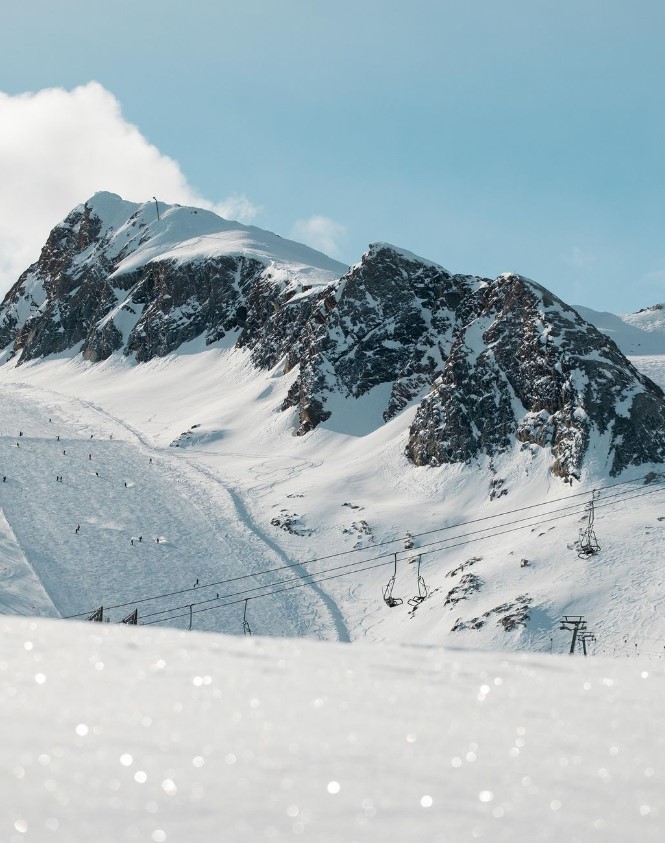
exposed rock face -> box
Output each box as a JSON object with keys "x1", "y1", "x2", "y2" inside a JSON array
[
  {"x1": 0, "y1": 203, "x2": 113, "y2": 359},
  {"x1": 2, "y1": 192, "x2": 665, "y2": 480},
  {"x1": 282, "y1": 244, "x2": 479, "y2": 433},
  {"x1": 405, "y1": 274, "x2": 665, "y2": 477},
  {"x1": 0, "y1": 193, "x2": 344, "y2": 368}
]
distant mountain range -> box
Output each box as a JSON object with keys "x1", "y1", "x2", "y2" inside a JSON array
[
  {"x1": 574, "y1": 303, "x2": 665, "y2": 356},
  {"x1": 2, "y1": 191, "x2": 665, "y2": 480}
]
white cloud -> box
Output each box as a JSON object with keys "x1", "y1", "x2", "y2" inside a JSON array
[
  {"x1": 290, "y1": 215, "x2": 346, "y2": 258},
  {"x1": 213, "y1": 195, "x2": 260, "y2": 223},
  {"x1": 0, "y1": 82, "x2": 259, "y2": 295}
]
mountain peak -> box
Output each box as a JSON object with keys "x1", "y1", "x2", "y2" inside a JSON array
[{"x1": 363, "y1": 242, "x2": 450, "y2": 273}]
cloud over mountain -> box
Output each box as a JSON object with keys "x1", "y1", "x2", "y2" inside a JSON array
[{"x1": 0, "y1": 82, "x2": 258, "y2": 296}]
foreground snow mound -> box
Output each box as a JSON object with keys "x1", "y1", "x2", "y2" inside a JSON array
[{"x1": 2, "y1": 616, "x2": 664, "y2": 842}]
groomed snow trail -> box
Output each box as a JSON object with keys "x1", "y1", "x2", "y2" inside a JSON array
[{"x1": 0, "y1": 383, "x2": 346, "y2": 639}]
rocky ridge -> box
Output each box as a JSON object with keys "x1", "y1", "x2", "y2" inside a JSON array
[{"x1": 2, "y1": 192, "x2": 665, "y2": 480}]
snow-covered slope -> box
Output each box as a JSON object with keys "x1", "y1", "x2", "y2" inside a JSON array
[
  {"x1": 575, "y1": 304, "x2": 665, "y2": 356},
  {"x1": 2, "y1": 615, "x2": 664, "y2": 842},
  {"x1": 2, "y1": 196, "x2": 665, "y2": 654},
  {"x1": 85, "y1": 191, "x2": 346, "y2": 279},
  {"x1": 2, "y1": 349, "x2": 665, "y2": 657}
]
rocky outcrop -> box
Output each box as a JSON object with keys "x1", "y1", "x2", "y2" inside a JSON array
[
  {"x1": 405, "y1": 274, "x2": 665, "y2": 477},
  {"x1": 0, "y1": 193, "x2": 342, "y2": 368},
  {"x1": 282, "y1": 244, "x2": 479, "y2": 433},
  {"x1": 0, "y1": 203, "x2": 114, "y2": 359}
]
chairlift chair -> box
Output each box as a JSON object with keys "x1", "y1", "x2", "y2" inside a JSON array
[
  {"x1": 382, "y1": 554, "x2": 403, "y2": 608},
  {"x1": 407, "y1": 555, "x2": 429, "y2": 607},
  {"x1": 578, "y1": 496, "x2": 600, "y2": 558},
  {"x1": 243, "y1": 599, "x2": 253, "y2": 635}
]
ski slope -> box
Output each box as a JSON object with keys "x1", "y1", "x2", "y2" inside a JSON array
[
  {"x1": 0, "y1": 380, "x2": 346, "y2": 640},
  {"x1": 2, "y1": 615, "x2": 664, "y2": 842},
  {"x1": 2, "y1": 347, "x2": 665, "y2": 655}
]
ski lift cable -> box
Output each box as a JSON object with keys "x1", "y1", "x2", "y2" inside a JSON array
[
  {"x1": 138, "y1": 505, "x2": 592, "y2": 623},
  {"x1": 415, "y1": 482, "x2": 665, "y2": 573},
  {"x1": 139, "y1": 551, "x2": 408, "y2": 621},
  {"x1": 62, "y1": 474, "x2": 655, "y2": 619},
  {"x1": 139, "y1": 487, "x2": 661, "y2": 627},
  {"x1": 63, "y1": 477, "x2": 665, "y2": 620},
  {"x1": 64, "y1": 475, "x2": 662, "y2": 619},
  {"x1": 65, "y1": 478, "x2": 665, "y2": 620},
  {"x1": 142, "y1": 558, "x2": 396, "y2": 626}
]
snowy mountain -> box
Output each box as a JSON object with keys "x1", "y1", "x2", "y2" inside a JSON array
[
  {"x1": 574, "y1": 304, "x2": 665, "y2": 356},
  {"x1": 2, "y1": 194, "x2": 665, "y2": 656},
  {"x1": 3, "y1": 194, "x2": 665, "y2": 482},
  {"x1": 0, "y1": 192, "x2": 345, "y2": 364}
]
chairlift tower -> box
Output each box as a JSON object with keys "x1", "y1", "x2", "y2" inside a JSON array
[
  {"x1": 579, "y1": 631, "x2": 596, "y2": 656},
  {"x1": 559, "y1": 615, "x2": 587, "y2": 654}
]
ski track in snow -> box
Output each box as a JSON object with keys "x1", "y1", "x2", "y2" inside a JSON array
[
  {"x1": 184, "y1": 454, "x2": 350, "y2": 643},
  {"x1": 0, "y1": 383, "x2": 346, "y2": 640}
]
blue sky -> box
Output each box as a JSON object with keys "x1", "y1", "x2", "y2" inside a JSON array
[{"x1": 1, "y1": 0, "x2": 664, "y2": 311}]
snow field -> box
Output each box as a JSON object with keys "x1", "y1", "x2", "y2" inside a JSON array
[
  {"x1": 0, "y1": 509, "x2": 56, "y2": 619},
  {"x1": 2, "y1": 616, "x2": 665, "y2": 842},
  {"x1": 2, "y1": 349, "x2": 665, "y2": 654},
  {"x1": 0, "y1": 382, "x2": 339, "y2": 639}
]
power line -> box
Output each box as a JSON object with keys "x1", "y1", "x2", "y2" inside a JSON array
[{"x1": 64, "y1": 473, "x2": 663, "y2": 619}]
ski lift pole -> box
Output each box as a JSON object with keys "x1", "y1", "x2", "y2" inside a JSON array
[
  {"x1": 153, "y1": 196, "x2": 160, "y2": 221},
  {"x1": 188, "y1": 604, "x2": 193, "y2": 631}
]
